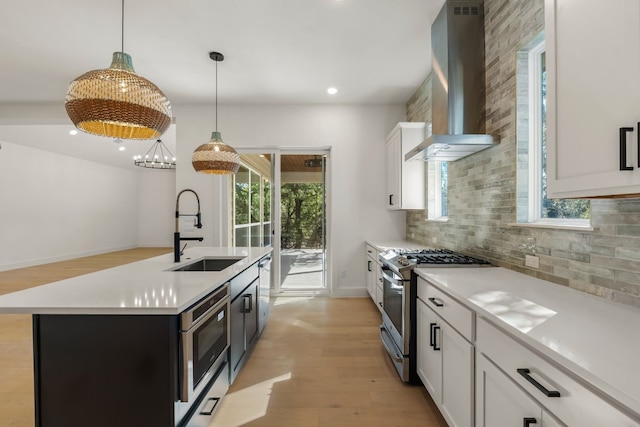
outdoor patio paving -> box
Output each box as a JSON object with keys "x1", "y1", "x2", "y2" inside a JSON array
[{"x1": 280, "y1": 249, "x2": 325, "y2": 290}]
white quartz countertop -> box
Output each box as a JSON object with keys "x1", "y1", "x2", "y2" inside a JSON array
[
  {"x1": 366, "y1": 240, "x2": 432, "y2": 252},
  {"x1": 415, "y1": 267, "x2": 640, "y2": 418},
  {"x1": 0, "y1": 247, "x2": 272, "y2": 315}
]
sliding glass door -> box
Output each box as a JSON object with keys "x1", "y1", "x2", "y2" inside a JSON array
[
  {"x1": 279, "y1": 152, "x2": 327, "y2": 291},
  {"x1": 231, "y1": 149, "x2": 329, "y2": 295}
]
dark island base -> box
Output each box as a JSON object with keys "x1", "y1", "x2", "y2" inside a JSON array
[{"x1": 33, "y1": 314, "x2": 180, "y2": 427}]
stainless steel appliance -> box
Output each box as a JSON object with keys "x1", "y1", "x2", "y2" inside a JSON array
[
  {"x1": 378, "y1": 248, "x2": 491, "y2": 382},
  {"x1": 180, "y1": 282, "x2": 230, "y2": 402}
]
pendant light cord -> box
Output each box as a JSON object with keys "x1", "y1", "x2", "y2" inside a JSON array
[
  {"x1": 215, "y1": 58, "x2": 218, "y2": 132},
  {"x1": 121, "y1": 0, "x2": 125, "y2": 52}
]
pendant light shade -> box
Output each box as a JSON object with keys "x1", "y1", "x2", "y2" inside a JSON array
[
  {"x1": 192, "y1": 52, "x2": 240, "y2": 175},
  {"x1": 192, "y1": 131, "x2": 240, "y2": 174},
  {"x1": 65, "y1": 1, "x2": 171, "y2": 140}
]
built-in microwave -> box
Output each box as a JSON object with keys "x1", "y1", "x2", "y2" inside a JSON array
[{"x1": 179, "y1": 283, "x2": 230, "y2": 403}]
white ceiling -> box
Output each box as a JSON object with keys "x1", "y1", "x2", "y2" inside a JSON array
[{"x1": 0, "y1": 0, "x2": 444, "y2": 169}]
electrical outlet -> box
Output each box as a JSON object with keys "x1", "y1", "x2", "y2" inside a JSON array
[
  {"x1": 432, "y1": 237, "x2": 437, "y2": 244},
  {"x1": 525, "y1": 255, "x2": 540, "y2": 269},
  {"x1": 410, "y1": 232, "x2": 415, "y2": 239},
  {"x1": 340, "y1": 270, "x2": 347, "y2": 279}
]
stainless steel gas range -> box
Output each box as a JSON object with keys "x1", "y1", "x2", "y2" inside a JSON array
[{"x1": 378, "y1": 248, "x2": 491, "y2": 383}]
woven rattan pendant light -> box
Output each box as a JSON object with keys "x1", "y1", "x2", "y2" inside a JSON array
[
  {"x1": 65, "y1": 0, "x2": 172, "y2": 140},
  {"x1": 192, "y1": 52, "x2": 240, "y2": 175}
]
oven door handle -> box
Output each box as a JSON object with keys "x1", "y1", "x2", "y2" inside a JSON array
[
  {"x1": 380, "y1": 269, "x2": 404, "y2": 287},
  {"x1": 379, "y1": 325, "x2": 403, "y2": 363}
]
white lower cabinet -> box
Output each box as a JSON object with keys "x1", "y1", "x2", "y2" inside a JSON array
[
  {"x1": 365, "y1": 244, "x2": 382, "y2": 312},
  {"x1": 477, "y1": 318, "x2": 639, "y2": 427},
  {"x1": 476, "y1": 353, "x2": 563, "y2": 427},
  {"x1": 417, "y1": 278, "x2": 473, "y2": 427},
  {"x1": 417, "y1": 298, "x2": 441, "y2": 397}
]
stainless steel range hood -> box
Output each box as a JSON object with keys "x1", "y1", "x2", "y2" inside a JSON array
[{"x1": 406, "y1": 0, "x2": 495, "y2": 162}]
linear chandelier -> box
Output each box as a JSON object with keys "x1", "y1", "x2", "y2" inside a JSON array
[
  {"x1": 65, "y1": 0, "x2": 172, "y2": 140},
  {"x1": 192, "y1": 52, "x2": 240, "y2": 175},
  {"x1": 134, "y1": 139, "x2": 176, "y2": 169}
]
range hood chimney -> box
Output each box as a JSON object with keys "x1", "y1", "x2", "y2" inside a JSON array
[{"x1": 406, "y1": 0, "x2": 495, "y2": 162}]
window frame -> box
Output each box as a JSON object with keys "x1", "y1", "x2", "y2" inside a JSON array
[
  {"x1": 516, "y1": 37, "x2": 591, "y2": 229},
  {"x1": 427, "y1": 160, "x2": 448, "y2": 221}
]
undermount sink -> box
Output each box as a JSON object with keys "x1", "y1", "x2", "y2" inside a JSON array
[{"x1": 172, "y1": 257, "x2": 244, "y2": 272}]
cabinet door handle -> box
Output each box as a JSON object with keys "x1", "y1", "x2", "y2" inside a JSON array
[
  {"x1": 368, "y1": 260, "x2": 372, "y2": 272},
  {"x1": 517, "y1": 368, "x2": 561, "y2": 397},
  {"x1": 242, "y1": 294, "x2": 252, "y2": 313},
  {"x1": 389, "y1": 194, "x2": 394, "y2": 206},
  {"x1": 619, "y1": 127, "x2": 634, "y2": 171},
  {"x1": 428, "y1": 297, "x2": 444, "y2": 307},
  {"x1": 429, "y1": 322, "x2": 437, "y2": 348},
  {"x1": 523, "y1": 418, "x2": 537, "y2": 427},
  {"x1": 432, "y1": 325, "x2": 440, "y2": 351}
]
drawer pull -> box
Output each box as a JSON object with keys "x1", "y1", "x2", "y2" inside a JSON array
[
  {"x1": 517, "y1": 368, "x2": 561, "y2": 397},
  {"x1": 523, "y1": 418, "x2": 537, "y2": 427},
  {"x1": 200, "y1": 397, "x2": 220, "y2": 416},
  {"x1": 428, "y1": 297, "x2": 444, "y2": 307},
  {"x1": 368, "y1": 260, "x2": 372, "y2": 272}
]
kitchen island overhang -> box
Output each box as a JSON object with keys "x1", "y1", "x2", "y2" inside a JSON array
[{"x1": 0, "y1": 246, "x2": 272, "y2": 315}]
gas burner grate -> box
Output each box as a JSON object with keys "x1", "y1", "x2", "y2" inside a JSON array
[{"x1": 404, "y1": 250, "x2": 490, "y2": 265}]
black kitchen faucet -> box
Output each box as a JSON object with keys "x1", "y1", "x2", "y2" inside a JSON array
[{"x1": 174, "y1": 189, "x2": 203, "y2": 262}]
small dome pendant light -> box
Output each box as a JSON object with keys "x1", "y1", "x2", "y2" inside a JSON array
[
  {"x1": 192, "y1": 52, "x2": 240, "y2": 175},
  {"x1": 65, "y1": 0, "x2": 172, "y2": 140}
]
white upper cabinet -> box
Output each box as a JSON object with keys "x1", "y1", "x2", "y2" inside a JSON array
[
  {"x1": 385, "y1": 122, "x2": 426, "y2": 209},
  {"x1": 546, "y1": 0, "x2": 640, "y2": 197}
]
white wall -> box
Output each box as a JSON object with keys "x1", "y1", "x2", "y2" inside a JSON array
[
  {"x1": 173, "y1": 103, "x2": 407, "y2": 296},
  {"x1": 138, "y1": 169, "x2": 176, "y2": 247},
  {"x1": 0, "y1": 141, "x2": 139, "y2": 271}
]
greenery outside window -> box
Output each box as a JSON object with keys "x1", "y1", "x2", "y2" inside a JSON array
[
  {"x1": 428, "y1": 161, "x2": 448, "y2": 220},
  {"x1": 233, "y1": 164, "x2": 271, "y2": 247},
  {"x1": 517, "y1": 37, "x2": 589, "y2": 227}
]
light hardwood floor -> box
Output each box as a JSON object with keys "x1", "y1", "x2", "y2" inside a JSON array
[
  {"x1": 0, "y1": 248, "x2": 447, "y2": 427},
  {"x1": 211, "y1": 296, "x2": 447, "y2": 427}
]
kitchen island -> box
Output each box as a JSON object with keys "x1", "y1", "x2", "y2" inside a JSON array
[{"x1": 0, "y1": 246, "x2": 272, "y2": 427}]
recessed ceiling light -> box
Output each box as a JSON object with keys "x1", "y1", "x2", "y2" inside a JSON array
[
  {"x1": 118, "y1": 146, "x2": 126, "y2": 152},
  {"x1": 327, "y1": 87, "x2": 338, "y2": 95},
  {"x1": 69, "y1": 129, "x2": 78, "y2": 135}
]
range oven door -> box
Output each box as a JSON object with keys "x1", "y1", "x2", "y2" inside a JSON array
[
  {"x1": 379, "y1": 264, "x2": 411, "y2": 381},
  {"x1": 180, "y1": 284, "x2": 230, "y2": 403}
]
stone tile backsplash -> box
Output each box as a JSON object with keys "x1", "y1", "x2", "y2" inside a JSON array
[{"x1": 405, "y1": 0, "x2": 640, "y2": 308}]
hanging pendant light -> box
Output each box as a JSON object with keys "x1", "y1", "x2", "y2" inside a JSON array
[
  {"x1": 192, "y1": 52, "x2": 240, "y2": 175},
  {"x1": 133, "y1": 139, "x2": 176, "y2": 169},
  {"x1": 65, "y1": 0, "x2": 172, "y2": 140}
]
